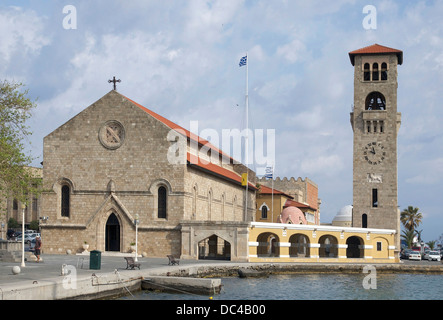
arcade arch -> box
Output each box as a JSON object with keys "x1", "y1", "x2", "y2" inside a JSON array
[
  {"x1": 198, "y1": 234, "x2": 231, "y2": 260},
  {"x1": 346, "y1": 236, "x2": 364, "y2": 258},
  {"x1": 256, "y1": 232, "x2": 280, "y2": 257},
  {"x1": 289, "y1": 234, "x2": 310, "y2": 258},
  {"x1": 318, "y1": 235, "x2": 338, "y2": 258}
]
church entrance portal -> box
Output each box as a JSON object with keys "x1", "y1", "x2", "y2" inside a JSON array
[
  {"x1": 198, "y1": 235, "x2": 231, "y2": 260},
  {"x1": 105, "y1": 213, "x2": 120, "y2": 252}
]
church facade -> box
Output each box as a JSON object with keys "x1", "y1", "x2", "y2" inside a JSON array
[
  {"x1": 40, "y1": 90, "x2": 254, "y2": 261},
  {"x1": 39, "y1": 44, "x2": 402, "y2": 264}
]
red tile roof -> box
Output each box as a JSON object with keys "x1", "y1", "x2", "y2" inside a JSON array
[
  {"x1": 349, "y1": 44, "x2": 403, "y2": 65},
  {"x1": 187, "y1": 153, "x2": 256, "y2": 190},
  {"x1": 121, "y1": 94, "x2": 233, "y2": 162},
  {"x1": 119, "y1": 93, "x2": 254, "y2": 189},
  {"x1": 284, "y1": 198, "x2": 316, "y2": 211},
  {"x1": 258, "y1": 185, "x2": 293, "y2": 199}
]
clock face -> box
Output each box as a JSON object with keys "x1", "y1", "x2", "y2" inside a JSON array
[
  {"x1": 363, "y1": 142, "x2": 386, "y2": 165},
  {"x1": 99, "y1": 120, "x2": 125, "y2": 149}
]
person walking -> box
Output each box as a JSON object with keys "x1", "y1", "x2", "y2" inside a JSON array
[{"x1": 35, "y1": 235, "x2": 42, "y2": 262}]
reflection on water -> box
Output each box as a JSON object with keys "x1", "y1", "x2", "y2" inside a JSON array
[{"x1": 119, "y1": 273, "x2": 443, "y2": 300}]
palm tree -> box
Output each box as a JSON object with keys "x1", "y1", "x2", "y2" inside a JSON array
[
  {"x1": 426, "y1": 240, "x2": 436, "y2": 250},
  {"x1": 415, "y1": 229, "x2": 423, "y2": 242},
  {"x1": 401, "y1": 229, "x2": 415, "y2": 249},
  {"x1": 400, "y1": 206, "x2": 423, "y2": 231}
]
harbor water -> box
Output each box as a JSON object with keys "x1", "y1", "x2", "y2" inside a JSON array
[{"x1": 120, "y1": 273, "x2": 443, "y2": 300}]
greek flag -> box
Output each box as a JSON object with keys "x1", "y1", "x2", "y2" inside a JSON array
[
  {"x1": 239, "y1": 55, "x2": 247, "y2": 67},
  {"x1": 264, "y1": 166, "x2": 273, "y2": 179}
]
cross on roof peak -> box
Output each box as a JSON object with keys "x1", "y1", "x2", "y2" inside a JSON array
[{"x1": 108, "y1": 76, "x2": 121, "y2": 91}]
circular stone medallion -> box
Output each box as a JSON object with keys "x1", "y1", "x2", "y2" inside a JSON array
[{"x1": 99, "y1": 120, "x2": 125, "y2": 150}]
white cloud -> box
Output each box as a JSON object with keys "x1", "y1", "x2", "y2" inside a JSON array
[
  {"x1": 0, "y1": 6, "x2": 51, "y2": 71},
  {"x1": 276, "y1": 36, "x2": 307, "y2": 64}
]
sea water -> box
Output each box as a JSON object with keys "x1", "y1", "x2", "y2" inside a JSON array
[{"x1": 119, "y1": 273, "x2": 443, "y2": 300}]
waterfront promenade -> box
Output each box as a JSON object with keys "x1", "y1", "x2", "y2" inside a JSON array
[{"x1": 1, "y1": 254, "x2": 442, "y2": 300}]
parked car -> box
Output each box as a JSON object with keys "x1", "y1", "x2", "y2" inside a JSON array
[
  {"x1": 409, "y1": 251, "x2": 422, "y2": 261},
  {"x1": 7, "y1": 229, "x2": 17, "y2": 240},
  {"x1": 16, "y1": 233, "x2": 35, "y2": 244},
  {"x1": 400, "y1": 249, "x2": 412, "y2": 260},
  {"x1": 424, "y1": 251, "x2": 441, "y2": 262}
]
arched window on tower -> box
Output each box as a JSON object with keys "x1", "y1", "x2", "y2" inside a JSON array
[
  {"x1": 372, "y1": 63, "x2": 379, "y2": 81},
  {"x1": 362, "y1": 214, "x2": 368, "y2": 228},
  {"x1": 61, "y1": 185, "x2": 70, "y2": 217},
  {"x1": 363, "y1": 63, "x2": 370, "y2": 81},
  {"x1": 261, "y1": 206, "x2": 268, "y2": 219},
  {"x1": 158, "y1": 186, "x2": 167, "y2": 219},
  {"x1": 365, "y1": 92, "x2": 386, "y2": 111},
  {"x1": 381, "y1": 63, "x2": 388, "y2": 81}
]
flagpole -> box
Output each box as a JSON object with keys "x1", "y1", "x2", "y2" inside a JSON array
[
  {"x1": 271, "y1": 166, "x2": 274, "y2": 223},
  {"x1": 244, "y1": 52, "x2": 249, "y2": 222}
]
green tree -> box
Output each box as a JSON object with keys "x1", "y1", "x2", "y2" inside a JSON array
[
  {"x1": 401, "y1": 229, "x2": 415, "y2": 249},
  {"x1": 29, "y1": 220, "x2": 39, "y2": 231},
  {"x1": 7, "y1": 217, "x2": 19, "y2": 229},
  {"x1": 426, "y1": 240, "x2": 436, "y2": 250},
  {"x1": 0, "y1": 80, "x2": 40, "y2": 206},
  {"x1": 400, "y1": 206, "x2": 423, "y2": 231}
]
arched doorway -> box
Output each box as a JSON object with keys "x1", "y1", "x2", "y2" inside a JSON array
[
  {"x1": 256, "y1": 232, "x2": 280, "y2": 257},
  {"x1": 318, "y1": 235, "x2": 338, "y2": 258},
  {"x1": 346, "y1": 236, "x2": 364, "y2": 258},
  {"x1": 105, "y1": 213, "x2": 120, "y2": 252},
  {"x1": 289, "y1": 234, "x2": 310, "y2": 257},
  {"x1": 198, "y1": 235, "x2": 231, "y2": 260}
]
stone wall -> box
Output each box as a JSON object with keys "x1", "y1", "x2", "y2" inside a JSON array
[{"x1": 41, "y1": 91, "x2": 255, "y2": 260}]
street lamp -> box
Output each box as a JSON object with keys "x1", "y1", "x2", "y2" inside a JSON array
[
  {"x1": 134, "y1": 214, "x2": 139, "y2": 262},
  {"x1": 21, "y1": 203, "x2": 26, "y2": 267}
]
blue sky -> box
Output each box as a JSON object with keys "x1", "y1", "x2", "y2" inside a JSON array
[{"x1": 1, "y1": 0, "x2": 443, "y2": 243}]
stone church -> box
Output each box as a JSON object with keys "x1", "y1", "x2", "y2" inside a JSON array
[{"x1": 40, "y1": 90, "x2": 255, "y2": 261}]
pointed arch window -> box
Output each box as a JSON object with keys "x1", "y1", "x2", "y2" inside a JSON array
[
  {"x1": 372, "y1": 63, "x2": 379, "y2": 81},
  {"x1": 261, "y1": 206, "x2": 268, "y2": 219},
  {"x1": 158, "y1": 186, "x2": 167, "y2": 219},
  {"x1": 381, "y1": 63, "x2": 388, "y2": 80},
  {"x1": 363, "y1": 63, "x2": 370, "y2": 81},
  {"x1": 192, "y1": 186, "x2": 197, "y2": 220},
  {"x1": 61, "y1": 185, "x2": 70, "y2": 217},
  {"x1": 362, "y1": 214, "x2": 368, "y2": 228}
]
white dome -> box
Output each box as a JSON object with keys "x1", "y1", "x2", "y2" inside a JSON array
[{"x1": 333, "y1": 205, "x2": 353, "y2": 222}]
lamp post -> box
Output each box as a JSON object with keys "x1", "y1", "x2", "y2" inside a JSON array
[
  {"x1": 21, "y1": 203, "x2": 26, "y2": 267},
  {"x1": 134, "y1": 214, "x2": 139, "y2": 262}
]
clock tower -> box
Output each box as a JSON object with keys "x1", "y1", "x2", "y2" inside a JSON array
[{"x1": 349, "y1": 44, "x2": 403, "y2": 250}]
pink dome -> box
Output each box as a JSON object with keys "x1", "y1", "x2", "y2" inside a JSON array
[{"x1": 278, "y1": 207, "x2": 307, "y2": 224}]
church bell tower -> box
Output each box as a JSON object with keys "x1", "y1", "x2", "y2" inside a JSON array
[{"x1": 349, "y1": 44, "x2": 403, "y2": 249}]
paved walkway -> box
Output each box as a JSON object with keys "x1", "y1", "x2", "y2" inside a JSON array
[{"x1": 0, "y1": 253, "x2": 229, "y2": 287}]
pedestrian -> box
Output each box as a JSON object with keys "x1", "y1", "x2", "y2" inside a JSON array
[{"x1": 35, "y1": 235, "x2": 42, "y2": 262}]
